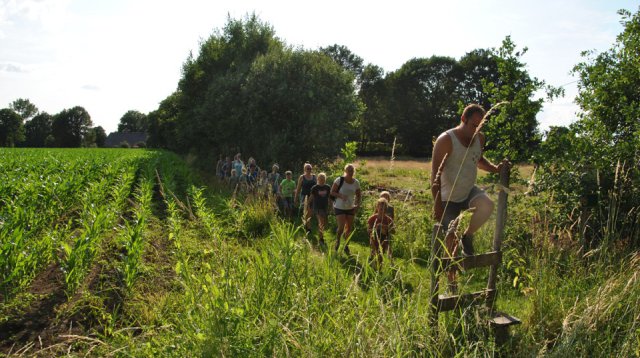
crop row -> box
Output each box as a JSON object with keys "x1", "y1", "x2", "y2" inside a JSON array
[{"x1": 0, "y1": 149, "x2": 158, "y2": 298}]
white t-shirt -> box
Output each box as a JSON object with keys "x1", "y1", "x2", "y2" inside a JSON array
[{"x1": 333, "y1": 177, "x2": 360, "y2": 210}]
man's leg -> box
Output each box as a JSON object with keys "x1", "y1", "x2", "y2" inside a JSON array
[
  {"x1": 465, "y1": 194, "x2": 494, "y2": 236},
  {"x1": 460, "y1": 194, "x2": 494, "y2": 256}
]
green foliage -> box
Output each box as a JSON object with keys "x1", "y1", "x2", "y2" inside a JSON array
[
  {"x1": 481, "y1": 36, "x2": 563, "y2": 162},
  {"x1": 51, "y1": 106, "x2": 93, "y2": 147},
  {"x1": 535, "y1": 8, "x2": 640, "y2": 247},
  {"x1": 340, "y1": 141, "x2": 358, "y2": 164},
  {"x1": 23, "y1": 112, "x2": 53, "y2": 147},
  {"x1": 0, "y1": 108, "x2": 25, "y2": 147},
  {"x1": 320, "y1": 43, "x2": 365, "y2": 85},
  {"x1": 92, "y1": 126, "x2": 107, "y2": 147},
  {"x1": 386, "y1": 56, "x2": 460, "y2": 156},
  {"x1": 149, "y1": 15, "x2": 361, "y2": 168},
  {"x1": 9, "y1": 98, "x2": 38, "y2": 120},
  {"x1": 118, "y1": 110, "x2": 148, "y2": 133}
]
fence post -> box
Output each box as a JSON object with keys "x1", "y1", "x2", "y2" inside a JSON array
[{"x1": 487, "y1": 159, "x2": 510, "y2": 312}]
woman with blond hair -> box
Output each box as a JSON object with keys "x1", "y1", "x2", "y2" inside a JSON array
[{"x1": 331, "y1": 163, "x2": 361, "y2": 254}]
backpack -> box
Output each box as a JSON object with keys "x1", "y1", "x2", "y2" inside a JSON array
[{"x1": 335, "y1": 176, "x2": 345, "y2": 196}]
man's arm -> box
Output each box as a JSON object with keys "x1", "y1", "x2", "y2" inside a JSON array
[
  {"x1": 294, "y1": 175, "x2": 303, "y2": 204},
  {"x1": 476, "y1": 132, "x2": 501, "y2": 173},
  {"x1": 431, "y1": 134, "x2": 451, "y2": 220}
]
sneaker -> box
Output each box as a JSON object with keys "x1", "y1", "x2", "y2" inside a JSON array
[
  {"x1": 460, "y1": 235, "x2": 474, "y2": 256},
  {"x1": 344, "y1": 245, "x2": 351, "y2": 255}
]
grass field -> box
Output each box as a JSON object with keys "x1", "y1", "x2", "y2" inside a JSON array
[{"x1": 1, "y1": 150, "x2": 638, "y2": 356}]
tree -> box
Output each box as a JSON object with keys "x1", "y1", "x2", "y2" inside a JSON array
[
  {"x1": 52, "y1": 106, "x2": 92, "y2": 147},
  {"x1": 386, "y1": 56, "x2": 460, "y2": 155},
  {"x1": 92, "y1": 126, "x2": 107, "y2": 147},
  {"x1": 0, "y1": 108, "x2": 25, "y2": 147},
  {"x1": 118, "y1": 110, "x2": 148, "y2": 132},
  {"x1": 24, "y1": 112, "x2": 53, "y2": 147},
  {"x1": 320, "y1": 44, "x2": 365, "y2": 87},
  {"x1": 9, "y1": 98, "x2": 38, "y2": 120},
  {"x1": 173, "y1": 14, "x2": 282, "y2": 159},
  {"x1": 536, "y1": 8, "x2": 640, "y2": 247},
  {"x1": 456, "y1": 49, "x2": 500, "y2": 109},
  {"x1": 481, "y1": 36, "x2": 562, "y2": 162},
  {"x1": 147, "y1": 92, "x2": 180, "y2": 149},
  {"x1": 241, "y1": 49, "x2": 361, "y2": 165},
  {"x1": 357, "y1": 64, "x2": 392, "y2": 151}
]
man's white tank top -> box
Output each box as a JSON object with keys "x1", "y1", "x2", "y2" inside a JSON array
[{"x1": 440, "y1": 129, "x2": 482, "y2": 203}]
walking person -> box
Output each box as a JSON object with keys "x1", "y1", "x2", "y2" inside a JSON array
[
  {"x1": 331, "y1": 163, "x2": 361, "y2": 255},
  {"x1": 280, "y1": 171, "x2": 296, "y2": 219},
  {"x1": 232, "y1": 153, "x2": 244, "y2": 180},
  {"x1": 367, "y1": 198, "x2": 394, "y2": 267},
  {"x1": 431, "y1": 103, "x2": 508, "y2": 291},
  {"x1": 294, "y1": 163, "x2": 317, "y2": 233},
  {"x1": 268, "y1": 164, "x2": 283, "y2": 211},
  {"x1": 379, "y1": 191, "x2": 395, "y2": 259},
  {"x1": 215, "y1": 154, "x2": 224, "y2": 181},
  {"x1": 308, "y1": 173, "x2": 332, "y2": 246}
]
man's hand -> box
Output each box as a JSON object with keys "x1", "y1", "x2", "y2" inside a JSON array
[
  {"x1": 433, "y1": 200, "x2": 444, "y2": 221},
  {"x1": 495, "y1": 159, "x2": 512, "y2": 173}
]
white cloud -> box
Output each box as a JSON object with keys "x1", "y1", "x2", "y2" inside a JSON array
[
  {"x1": 0, "y1": 62, "x2": 28, "y2": 73},
  {"x1": 0, "y1": 0, "x2": 71, "y2": 29},
  {"x1": 81, "y1": 84, "x2": 100, "y2": 91}
]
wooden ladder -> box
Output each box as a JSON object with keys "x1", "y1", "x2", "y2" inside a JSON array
[{"x1": 429, "y1": 162, "x2": 521, "y2": 343}]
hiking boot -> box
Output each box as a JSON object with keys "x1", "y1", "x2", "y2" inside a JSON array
[
  {"x1": 447, "y1": 282, "x2": 459, "y2": 295},
  {"x1": 460, "y1": 235, "x2": 474, "y2": 256}
]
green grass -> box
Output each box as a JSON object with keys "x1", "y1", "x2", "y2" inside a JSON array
[{"x1": 1, "y1": 151, "x2": 639, "y2": 356}]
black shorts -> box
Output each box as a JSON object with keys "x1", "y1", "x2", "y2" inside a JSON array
[
  {"x1": 334, "y1": 208, "x2": 356, "y2": 216},
  {"x1": 441, "y1": 186, "x2": 487, "y2": 233},
  {"x1": 313, "y1": 207, "x2": 328, "y2": 217}
]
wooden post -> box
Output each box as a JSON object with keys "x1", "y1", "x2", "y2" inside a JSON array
[{"x1": 486, "y1": 159, "x2": 510, "y2": 312}]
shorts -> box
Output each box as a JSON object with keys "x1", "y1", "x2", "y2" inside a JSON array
[
  {"x1": 334, "y1": 208, "x2": 356, "y2": 216},
  {"x1": 282, "y1": 197, "x2": 294, "y2": 209},
  {"x1": 441, "y1": 186, "x2": 487, "y2": 233},
  {"x1": 312, "y1": 206, "x2": 328, "y2": 216},
  {"x1": 370, "y1": 233, "x2": 390, "y2": 253}
]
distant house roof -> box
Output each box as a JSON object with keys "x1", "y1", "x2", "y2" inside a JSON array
[{"x1": 105, "y1": 132, "x2": 148, "y2": 148}]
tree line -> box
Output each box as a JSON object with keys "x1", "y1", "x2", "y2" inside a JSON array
[
  {"x1": 145, "y1": 15, "x2": 559, "y2": 166},
  {"x1": 0, "y1": 100, "x2": 106, "y2": 148},
  {"x1": 0, "y1": 101, "x2": 153, "y2": 148}
]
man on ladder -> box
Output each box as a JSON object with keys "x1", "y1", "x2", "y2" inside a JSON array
[{"x1": 430, "y1": 103, "x2": 507, "y2": 292}]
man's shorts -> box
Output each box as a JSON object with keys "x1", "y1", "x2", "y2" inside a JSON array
[{"x1": 440, "y1": 186, "x2": 487, "y2": 233}]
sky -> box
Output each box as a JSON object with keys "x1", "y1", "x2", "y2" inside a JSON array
[{"x1": 0, "y1": 0, "x2": 634, "y2": 134}]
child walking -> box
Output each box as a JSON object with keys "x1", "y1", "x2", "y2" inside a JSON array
[
  {"x1": 367, "y1": 198, "x2": 394, "y2": 267},
  {"x1": 280, "y1": 171, "x2": 296, "y2": 219},
  {"x1": 379, "y1": 191, "x2": 395, "y2": 258}
]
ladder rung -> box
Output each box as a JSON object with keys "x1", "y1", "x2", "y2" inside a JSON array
[
  {"x1": 436, "y1": 289, "x2": 496, "y2": 312},
  {"x1": 434, "y1": 251, "x2": 502, "y2": 272},
  {"x1": 489, "y1": 312, "x2": 521, "y2": 327}
]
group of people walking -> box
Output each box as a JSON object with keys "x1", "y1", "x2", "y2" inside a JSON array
[
  {"x1": 215, "y1": 154, "x2": 396, "y2": 265},
  {"x1": 214, "y1": 104, "x2": 507, "y2": 275}
]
